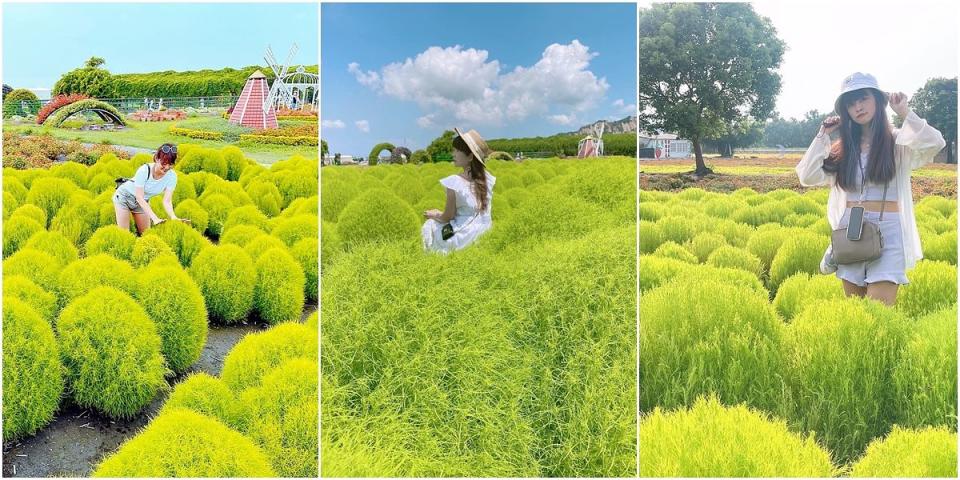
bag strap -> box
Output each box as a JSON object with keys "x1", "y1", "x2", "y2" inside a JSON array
[{"x1": 879, "y1": 181, "x2": 888, "y2": 221}]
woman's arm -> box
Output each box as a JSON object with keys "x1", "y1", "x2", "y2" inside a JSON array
[
  {"x1": 795, "y1": 130, "x2": 834, "y2": 187},
  {"x1": 162, "y1": 188, "x2": 179, "y2": 220},
  {"x1": 134, "y1": 186, "x2": 164, "y2": 224},
  {"x1": 896, "y1": 109, "x2": 946, "y2": 170},
  {"x1": 428, "y1": 189, "x2": 457, "y2": 222}
]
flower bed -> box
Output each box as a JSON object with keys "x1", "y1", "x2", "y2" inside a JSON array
[
  {"x1": 2, "y1": 131, "x2": 130, "y2": 169},
  {"x1": 169, "y1": 125, "x2": 224, "y2": 141},
  {"x1": 128, "y1": 109, "x2": 187, "y2": 122},
  {"x1": 36, "y1": 94, "x2": 89, "y2": 125}
]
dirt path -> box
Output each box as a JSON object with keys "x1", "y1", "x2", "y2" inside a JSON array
[{"x1": 2, "y1": 303, "x2": 317, "y2": 478}]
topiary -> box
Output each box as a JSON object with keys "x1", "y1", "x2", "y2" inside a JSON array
[
  {"x1": 199, "y1": 193, "x2": 234, "y2": 238},
  {"x1": 238, "y1": 358, "x2": 318, "y2": 477},
  {"x1": 91, "y1": 408, "x2": 276, "y2": 477},
  {"x1": 222, "y1": 204, "x2": 270, "y2": 233},
  {"x1": 221, "y1": 146, "x2": 247, "y2": 181},
  {"x1": 56, "y1": 254, "x2": 138, "y2": 308},
  {"x1": 84, "y1": 225, "x2": 137, "y2": 261},
  {"x1": 25, "y1": 177, "x2": 77, "y2": 226},
  {"x1": 173, "y1": 199, "x2": 209, "y2": 234},
  {"x1": 252, "y1": 248, "x2": 305, "y2": 324},
  {"x1": 270, "y1": 214, "x2": 317, "y2": 247},
  {"x1": 850, "y1": 426, "x2": 957, "y2": 477},
  {"x1": 159, "y1": 373, "x2": 241, "y2": 428},
  {"x1": 891, "y1": 306, "x2": 957, "y2": 429},
  {"x1": 291, "y1": 237, "x2": 318, "y2": 302},
  {"x1": 653, "y1": 241, "x2": 698, "y2": 263},
  {"x1": 336, "y1": 189, "x2": 420, "y2": 250},
  {"x1": 368, "y1": 142, "x2": 395, "y2": 166},
  {"x1": 145, "y1": 220, "x2": 210, "y2": 267},
  {"x1": 771, "y1": 272, "x2": 844, "y2": 320},
  {"x1": 2, "y1": 297, "x2": 64, "y2": 442},
  {"x1": 220, "y1": 224, "x2": 266, "y2": 248},
  {"x1": 640, "y1": 280, "x2": 785, "y2": 414},
  {"x1": 3, "y1": 275, "x2": 58, "y2": 324},
  {"x1": 57, "y1": 287, "x2": 168, "y2": 418},
  {"x1": 3, "y1": 215, "x2": 44, "y2": 258},
  {"x1": 784, "y1": 298, "x2": 908, "y2": 464},
  {"x1": 898, "y1": 260, "x2": 957, "y2": 319},
  {"x1": 188, "y1": 244, "x2": 255, "y2": 323},
  {"x1": 135, "y1": 264, "x2": 208, "y2": 373},
  {"x1": 129, "y1": 234, "x2": 178, "y2": 268},
  {"x1": 3, "y1": 248, "x2": 62, "y2": 289},
  {"x1": 639, "y1": 395, "x2": 835, "y2": 477},
  {"x1": 706, "y1": 245, "x2": 763, "y2": 278},
  {"x1": 220, "y1": 322, "x2": 317, "y2": 392},
  {"x1": 768, "y1": 231, "x2": 828, "y2": 294}
]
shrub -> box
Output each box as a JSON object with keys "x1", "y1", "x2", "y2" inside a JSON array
[
  {"x1": 652, "y1": 241, "x2": 698, "y2": 263},
  {"x1": 56, "y1": 254, "x2": 138, "y2": 307},
  {"x1": 714, "y1": 219, "x2": 754, "y2": 247},
  {"x1": 199, "y1": 193, "x2": 234, "y2": 238},
  {"x1": 243, "y1": 234, "x2": 287, "y2": 261},
  {"x1": 173, "y1": 199, "x2": 209, "y2": 234},
  {"x1": 685, "y1": 232, "x2": 727, "y2": 263},
  {"x1": 221, "y1": 146, "x2": 247, "y2": 181},
  {"x1": 891, "y1": 306, "x2": 957, "y2": 429},
  {"x1": 3, "y1": 249, "x2": 62, "y2": 289},
  {"x1": 482, "y1": 191, "x2": 612, "y2": 252},
  {"x1": 924, "y1": 230, "x2": 957, "y2": 265},
  {"x1": 321, "y1": 222, "x2": 342, "y2": 268},
  {"x1": 129, "y1": 234, "x2": 178, "y2": 268},
  {"x1": 57, "y1": 287, "x2": 168, "y2": 418},
  {"x1": 335, "y1": 189, "x2": 420, "y2": 250},
  {"x1": 245, "y1": 180, "x2": 282, "y2": 217},
  {"x1": 2, "y1": 298, "x2": 64, "y2": 442},
  {"x1": 178, "y1": 147, "x2": 227, "y2": 179},
  {"x1": 898, "y1": 261, "x2": 957, "y2": 319},
  {"x1": 291, "y1": 237, "x2": 318, "y2": 302},
  {"x1": 238, "y1": 358, "x2": 318, "y2": 477},
  {"x1": 188, "y1": 245, "x2": 255, "y2": 323},
  {"x1": 9, "y1": 203, "x2": 46, "y2": 226},
  {"x1": 745, "y1": 226, "x2": 790, "y2": 273},
  {"x1": 253, "y1": 248, "x2": 305, "y2": 324},
  {"x1": 145, "y1": 220, "x2": 210, "y2": 267},
  {"x1": 706, "y1": 245, "x2": 763, "y2": 278},
  {"x1": 2, "y1": 88, "x2": 39, "y2": 117},
  {"x1": 159, "y1": 373, "x2": 240, "y2": 428},
  {"x1": 849, "y1": 426, "x2": 957, "y2": 477},
  {"x1": 639, "y1": 255, "x2": 690, "y2": 292},
  {"x1": 768, "y1": 231, "x2": 828, "y2": 293},
  {"x1": 50, "y1": 193, "x2": 99, "y2": 246},
  {"x1": 220, "y1": 224, "x2": 266, "y2": 248},
  {"x1": 3, "y1": 275, "x2": 57, "y2": 324},
  {"x1": 271, "y1": 214, "x2": 317, "y2": 247},
  {"x1": 771, "y1": 273, "x2": 844, "y2": 320},
  {"x1": 656, "y1": 215, "x2": 699, "y2": 245},
  {"x1": 135, "y1": 264, "x2": 208, "y2": 373},
  {"x1": 3, "y1": 215, "x2": 44, "y2": 257},
  {"x1": 640, "y1": 280, "x2": 785, "y2": 414},
  {"x1": 220, "y1": 322, "x2": 317, "y2": 392},
  {"x1": 270, "y1": 168, "x2": 317, "y2": 209},
  {"x1": 25, "y1": 177, "x2": 76, "y2": 226},
  {"x1": 639, "y1": 395, "x2": 834, "y2": 477},
  {"x1": 305, "y1": 311, "x2": 318, "y2": 331},
  {"x1": 222, "y1": 204, "x2": 270, "y2": 233},
  {"x1": 91, "y1": 408, "x2": 276, "y2": 477},
  {"x1": 784, "y1": 298, "x2": 908, "y2": 464},
  {"x1": 84, "y1": 225, "x2": 137, "y2": 260}
]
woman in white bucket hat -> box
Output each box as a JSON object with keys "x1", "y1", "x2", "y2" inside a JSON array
[
  {"x1": 796, "y1": 72, "x2": 946, "y2": 306},
  {"x1": 421, "y1": 128, "x2": 497, "y2": 254}
]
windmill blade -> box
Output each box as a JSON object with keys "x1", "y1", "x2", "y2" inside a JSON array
[
  {"x1": 264, "y1": 46, "x2": 283, "y2": 77},
  {"x1": 279, "y1": 43, "x2": 299, "y2": 79}
]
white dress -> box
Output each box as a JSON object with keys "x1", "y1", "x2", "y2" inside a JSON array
[{"x1": 421, "y1": 173, "x2": 496, "y2": 254}]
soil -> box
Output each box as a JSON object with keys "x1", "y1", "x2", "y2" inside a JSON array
[{"x1": 2, "y1": 302, "x2": 317, "y2": 478}]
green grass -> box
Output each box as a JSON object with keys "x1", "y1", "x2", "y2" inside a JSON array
[{"x1": 641, "y1": 162, "x2": 957, "y2": 177}]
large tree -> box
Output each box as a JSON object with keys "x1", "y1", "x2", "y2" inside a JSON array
[
  {"x1": 909, "y1": 77, "x2": 957, "y2": 164},
  {"x1": 425, "y1": 130, "x2": 456, "y2": 162},
  {"x1": 638, "y1": 3, "x2": 785, "y2": 175},
  {"x1": 52, "y1": 56, "x2": 115, "y2": 98},
  {"x1": 704, "y1": 118, "x2": 764, "y2": 157}
]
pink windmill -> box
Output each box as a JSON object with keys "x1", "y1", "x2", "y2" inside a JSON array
[{"x1": 229, "y1": 70, "x2": 278, "y2": 130}]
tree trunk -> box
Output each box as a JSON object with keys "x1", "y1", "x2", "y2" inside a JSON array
[
  {"x1": 719, "y1": 142, "x2": 733, "y2": 158},
  {"x1": 948, "y1": 140, "x2": 956, "y2": 164},
  {"x1": 692, "y1": 139, "x2": 713, "y2": 176}
]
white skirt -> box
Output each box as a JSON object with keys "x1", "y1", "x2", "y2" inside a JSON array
[{"x1": 421, "y1": 217, "x2": 492, "y2": 254}]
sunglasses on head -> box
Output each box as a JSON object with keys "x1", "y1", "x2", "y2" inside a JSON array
[{"x1": 160, "y1": 145, "x2": 177, "y2": 155}]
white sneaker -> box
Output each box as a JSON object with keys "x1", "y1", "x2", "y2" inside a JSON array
[{"x1": 819, "y1": 246, "x2": 838, "y2": 274}]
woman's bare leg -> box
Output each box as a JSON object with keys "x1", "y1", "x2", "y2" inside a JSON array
[
  {"x1": 866, "y1": 281, "x2": 899, "y2": 306},
  {"x1": 841, "y1": 279, "x2": 867, "y2": 298},
  {"x1": 115, "y1": 203, "x2": 131, "y2": 230},
  {"x1": 132, "y1": 212, "x2": 151, "y2": 236}
]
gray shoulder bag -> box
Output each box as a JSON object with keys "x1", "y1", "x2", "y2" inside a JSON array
[{"x1": 831, "y1": 170, "x2": 887, "y2": 264}]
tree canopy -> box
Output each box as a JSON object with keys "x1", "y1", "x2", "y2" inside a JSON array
[{"x1": 910, "y1": 77, "x2": 957, "y2": 164}]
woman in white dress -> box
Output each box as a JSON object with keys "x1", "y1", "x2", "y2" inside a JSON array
[{"x1": 422, "y1": 128, "x2": 497, "y2": 254}]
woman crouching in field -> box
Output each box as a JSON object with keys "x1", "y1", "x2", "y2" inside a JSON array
[
  {"x1": 113, "y1": 143, "x2": 187, "y2": 235},
  {"x1": 796, "y1": 72, "x2": 945, "y2": 306},
  {"x1": 421, "y1": 128, "x2": 497, "y2": 254}
]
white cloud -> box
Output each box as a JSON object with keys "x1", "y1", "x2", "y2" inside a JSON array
[
  {"x1": 321, "y1": 119, "x2": 345, "y2": 128},
  {"x1": 354, "y1": 120, "x2": 370, "y2": 133},
  {"x1": 350, "y1": 40, "x2": 608, "y2": 127},
  {"x1": 547, "y1": 114, "x2": 576, "y2": 125},
  {"x1": 613, "y1": 98, "x2": 637, "y2": 114}
]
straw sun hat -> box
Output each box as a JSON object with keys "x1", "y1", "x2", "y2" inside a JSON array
[{"x1": 454, "y1": 127, "x2": 491, "y2": 165}]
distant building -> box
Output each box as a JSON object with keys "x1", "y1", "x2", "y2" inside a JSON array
[
  {"x1": 638, "y1": 132, "x2": 691, "y2": 159},
  {"x1": 322, "y1": 154, "x2": 357, "y2": 165}
]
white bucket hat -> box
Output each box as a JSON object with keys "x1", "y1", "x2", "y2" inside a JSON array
[
  {"x1": 837, "y1": 72, "x2": 885, "y2": 105},
  {"x1": 453, "y1": 127, "x2": 491, "y2": 165}
]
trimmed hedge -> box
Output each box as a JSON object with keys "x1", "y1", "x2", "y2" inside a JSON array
[
  {"x1": 169, "y1": 125, "x2": 224, "y2": 140},
  {"x1": 252, "y1": 248, "x2": 305, "y2": 324},
  {"x1": 188, "y1": 245, "x2": 256, "y2": 323}
]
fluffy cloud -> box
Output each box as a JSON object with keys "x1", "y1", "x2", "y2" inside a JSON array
[
  {"x1": 354, "y1": 120, "x2": 370, "y2": 133},
  {"x1": 321, "y1": 119, "x2": 345, "y2": 129},
  {"x1": 349, "y1": 40, "x2": 608, "y2": 127},
  {"x1": 613, "y1": 98, "x2": 637, "y2": 114}
]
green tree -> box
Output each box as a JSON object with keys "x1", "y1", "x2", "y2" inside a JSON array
[
  {"x1": 321, "y1": 139, "x2": 329, "y2": 157},
  {"x1": 85, "y1": 56, "x2": 106, "y2": 69},
  {"x1": 910, "y1": 77, "x2": 957, "y2": 164},
  {"x1": 425, "y1": 130, "x2": 456, "y2": 162},
  {"x1": 704, "y1": 118, "x2": 764, "y2": 157},
  {"x1": 53, "y1": 57, "x2": 115, "y2": 98},
  {"x1": 638, "y1": 2, "x2": 785, "y2": 175}
]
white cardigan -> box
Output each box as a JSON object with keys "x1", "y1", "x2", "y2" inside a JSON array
[{"x1": 795, "y1": 110, "x2": 946, "y2": 270}]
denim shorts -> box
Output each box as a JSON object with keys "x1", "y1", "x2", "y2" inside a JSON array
[
  {"x1": 112, "y1": 188, "x2": 145, "y2": 214},
  {"x1": 836, "y1": 208, "x2": 909, "y2": 286}
]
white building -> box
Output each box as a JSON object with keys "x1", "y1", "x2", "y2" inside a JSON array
[{"x1": 639, "y1": 132, "x2": 692, "y2": 159}]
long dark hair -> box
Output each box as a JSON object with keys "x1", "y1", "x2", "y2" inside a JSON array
[
  {"x1": 822, "y1": 88, "x2": 895, "y2": 191},
  {"x1": 452, "y1": 136, "x2": 489, "y2": 212}
]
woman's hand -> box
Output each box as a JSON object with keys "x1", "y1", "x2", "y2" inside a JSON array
[
  {"x1": 820, "y1": 115, "x2": 841, "y2": 136},
  {"x1": 153, "y1": 218, "x2": 166, "y2": 226},
  {"x1": 887, "y1": 91, "x2": 910, "y2": 118},
  {"x1": 424, "y1": 209, "x2": 442, "y2": 220}
]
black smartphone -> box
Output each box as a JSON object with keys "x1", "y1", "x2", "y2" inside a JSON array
[{"x1": 847, "y1": 206, "x2": 865, "y2": 241}]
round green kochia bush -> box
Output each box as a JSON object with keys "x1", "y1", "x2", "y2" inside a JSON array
[
  {"x1": 638, "y1": 220, "x2": 662, "y2": 254},
  {"x1": 898, "y1": 260, "x2": 957, "y2": 319},
  {"x1": 50, "y1": 162, "x2": 88, "y2": 190},
  {"x1": 50, "y1": 194, "x2": 99, "y2": 246},
  {"x1": 639, "y1": 396, "x2": 835, "y2": 477},
  {"x1": 57, "y1": 287, "x2": 168, "y2": 418},
  {"x1": 483, "y1": 191, "x2": 613, "y2": 252},
  {"x1": 892, "y1": 306, "x2": 957, "y2": 429},
  {"x1": 640, "y1": 280, "x2": 785, "y2": 414},
  {"x1": 245, "y1": 180, "x2": 283, "y2": 217},
  {"x1": 784, "y1": 298, "x2": 908, "y2": 464},
  {"x1": 3, "y1": 191, "x2": 18, "y2": 220},
  {"x1": 145, "y1": 220, "x2": 210, "y2": 267},
  {"x1": 3, "y1": 249, "x2": 62, "y2": 289},
  {"x1": 253, "y1": 247, "x2": 305, "y2": 324},
  {"x1": 173, "y1": 199, "x2": 209, "y2": 234},
  {"x1": 321, "y1": 221, "x2": 342, "y2": 268},
  {"x1": 221, "y1": 145, "x2": 247, "y2": 182},
  {"x1": 639, "y1": 255, "x2": 691, "y2": 292},
  {"x1": 26, "y1": 177, "x2": 77, "y2": 227},
  {"x1": 135, "y1": 264, "x2": 208, "y2": 373},
  {"x1": 84, "y1": 225, "x2": 137, "y2": 261},
  {"x1": 305, "y1": 310, "x2": 317, "y2": 331},
  {"x1": 91, "y1": 408, "x2": 276, "y2": 477},
  {"x1": 129, "y1": 234, "x2": 178, "y2": 268},
  {"x1": 56, "y1": 254, "x2": 138, "y2": 307},
  {"x1": 321, "y1": 181, "x2": 359, "y2": 222},
  {"x1": 243, "y1": 234, "x2": 288, "y2": 261},
  {"x1": 238, "y1": 358, "x2": 318, "y2": 478},
  {"x1": 849, "y1": 426, "x2": 957, "y2": 477},
  {"x1": 222, "y1": 204, "x2": 270, "y2": 234},
  {"x1": 160, "y1": 373, "x2": 240, "y2": 428},
  {"x1": 706, "y1": 245, "x2": 763, "y2": 278},
  {"x1": 281, "y1": 194, "x2": 318, "y2": 217},
  {"x1": 336, "y1": 189, "x2": 420, "y2": 250},
  {"x1": 199, "y1": 193, "x2": 234, "y2": 238},
  {"x1": 22, "y1": 230, "x2": 80, "y2": 266},
  {"x1": 178, "y1": 147, "x2": 228, "y2": 179},
  {"x1": 2, "y1": 298, "x2": 64, "y2": 442},
  {"x1": 745, "y1": 226, "x2": 790, "y2": 273},
  {"x1": 685, "y1": 232, "x2": 727, "y2": 263},
  {"x1": 188, "y1": 244, "x2": 255, "y2": 323},
  {"x1": 291, "y1": 237, "x2": 318, "y2": 302},
  {"x1": 652, "y1": 240, "x2": 698, "y2": 263},
  {"x1": 656, "y1": 215, "x2": 700, "y2": 245},
  {"x1": 714, "y1": 219, "x2": 754, "y2": 248},
  {"x1": 220, "y1": 322, "x2": 318, "y2": 392},
  {"x1": 768, "y1": 231, "x2": 828, "y2": 293},
  {"x1": 9, "y1": 203, "x2": 47, "y2": 227},
  {"x1": 772, "y1": 272, "x2": 845, "y2": 320},
  {"x1": 220, "y1": 224, "x2": 266, "y2": 248},
  {"x1": 3, "y1": 215, "x2": 44, "y2": 257},
  {"x1": 271, "y1": 214, "x2": 318, "y2": 247},
  {"x1": 3, "y1": 275, "x2": 57, "y2": 324},
  {"x1": 924, "y1": 230, "x2": 957, "y2": 265}
]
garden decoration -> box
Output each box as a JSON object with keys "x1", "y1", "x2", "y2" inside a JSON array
[{"x1": 228, "y1": 70, "x2": 277, "y2": 130}]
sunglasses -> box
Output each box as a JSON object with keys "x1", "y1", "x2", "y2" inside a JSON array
[{"x1": 160, "y1": 145, "x2": 177, "y2": 155}]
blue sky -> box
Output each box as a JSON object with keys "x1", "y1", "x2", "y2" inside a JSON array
[
  {"x1": 3, "y1": 2, "x2": 318, "y2": 96},
  {"x1": 322, "y1": 3, "x2": 636, "y2": 157}
]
